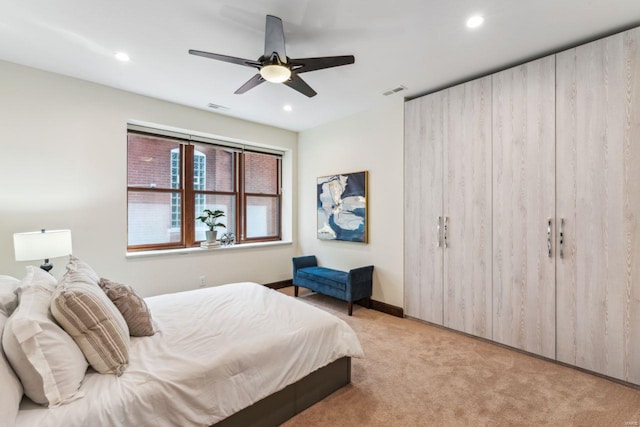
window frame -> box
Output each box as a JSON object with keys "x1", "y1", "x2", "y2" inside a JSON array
[
  {"x1": 239, "y1": 152, "x2": 282, "y2": 242},
  {"x1": 127, "y1": 140, "x2": 185, "y2": 251},
  {"x1": 126, "y1": 128, "x2": 282, "y2": 252}
]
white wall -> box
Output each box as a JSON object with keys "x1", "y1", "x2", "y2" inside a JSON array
[
  {"x1": 0, "y1": 60, "x2": 297, "y2": 297},
  {"x1": 297, "y1": 97, "x2": 404, "y2": 307}
]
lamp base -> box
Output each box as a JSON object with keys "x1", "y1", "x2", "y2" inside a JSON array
[{"x1": 40, "y1": 259, "x2": 53, "y2": 273}]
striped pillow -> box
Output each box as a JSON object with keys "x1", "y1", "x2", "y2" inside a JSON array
[{"x1": 51, "y1": 280, "x2": 130, "y2": 375}]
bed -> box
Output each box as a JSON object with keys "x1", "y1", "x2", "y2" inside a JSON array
[{"x1": 13, "y1": 282, "x2": 364, "y2": 427}]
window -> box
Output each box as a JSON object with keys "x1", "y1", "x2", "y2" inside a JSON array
[
  {"x1": 244, "y1": 152, "x2": 281, "y2": 240},
  {"x1": 127, "y1": 128, "x2": 282, "y2": 251},
  {"x1": 193, "y1": 150, "x2": 206, "y2": 224},
  {"x1": 170, "y1": 149, "x2": 206, "y2": 229},
  {"x1": 170, "y1": 149, "x2": 181, "y2": 228}
]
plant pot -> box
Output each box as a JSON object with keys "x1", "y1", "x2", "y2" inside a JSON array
[{"x1": 205, "y1": 230, "x2": 217, "y2": 243}]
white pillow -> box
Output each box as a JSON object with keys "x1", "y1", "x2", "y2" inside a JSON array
[
  {"x1": 0, "y1": 275, "x2": 20, "y2": 316},
  {"x1": 2, "y1": 266, "x2": 88, "y2": 407},
  {"x1": 0, "y1": 311, "x2": 22, "y2": 427}
]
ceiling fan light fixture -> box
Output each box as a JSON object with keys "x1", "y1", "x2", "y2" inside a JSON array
[
  {"x1": 189, "y1": 15, "x2": 353, "y2": 97},
  {"x1": 260, "y1": 64, "x2": 291, "y2": 83}
]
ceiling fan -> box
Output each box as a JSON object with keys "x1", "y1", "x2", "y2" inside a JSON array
[{"x1": 189, "y1": 15, "x2": 355, "y2": 98}]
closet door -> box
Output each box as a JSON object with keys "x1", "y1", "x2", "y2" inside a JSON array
[
  {"x1": 404, "y1": 93, "x2": 445, "y2": 325},
  {"x1": 492, "y1": 57, "x2": 556, "y2": 358},
  {"x1": 556, "y1": 28, "x2": 640, "y2": 384},
  {"x1": 443, "y1": 76, "x2": 492, "y2": 338}
]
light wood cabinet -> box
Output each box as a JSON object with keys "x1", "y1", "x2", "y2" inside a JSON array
[
  {"x1": 443, "y1": 77, "x2": 492, "y2": 339},
  {"x1": 556, "y1": 27, "x2": 640, "y2": 384},
  {"x1": 404, "y1": 94, "x2": 444, "y2": 325},
  {"x1": 492, "y1": 56, "x2": 556, "y2": 358},
  {"x1": 404, "y1": 78, "x2": 492, "y2": 339},
  {"x1": 404, "y1": 26, "x2": 640, "y2": 385}
]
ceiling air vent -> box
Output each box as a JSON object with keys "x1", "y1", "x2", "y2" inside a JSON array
[
  {"x1": 207, "y1": 103, "x2": 230, "y2": 111},
  {"x1": 383, "y1": 85, "x2": 407, "y2": 96}
]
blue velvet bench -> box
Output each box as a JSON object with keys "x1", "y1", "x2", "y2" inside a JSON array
[{"x1": 292, "y1": 255, "x2": 374, "y2": 316}]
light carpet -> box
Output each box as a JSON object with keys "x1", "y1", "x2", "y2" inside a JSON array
[{"x1": 280, "y1": 287, "x2": 640, "y2": 427}]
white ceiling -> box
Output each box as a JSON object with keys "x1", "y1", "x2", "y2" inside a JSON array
[{"x1": 1, "y1": 1, "x2": 639, "y2": 132}]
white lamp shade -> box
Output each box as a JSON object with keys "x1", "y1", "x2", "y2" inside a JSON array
[{"x1": 14, "y1": 230, "x2": 73, "y2": 261}]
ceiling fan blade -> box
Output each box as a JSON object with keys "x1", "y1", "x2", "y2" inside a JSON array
[
  {"x1": 283, "y1": 74, "x2": 317, "y2": 98},
  {"x1": 189, "y1": 50, "x2": 261, "y2": 68},
  {"x1": 234, "y1": 74, "x2": 265, "y2": 94},
  {"x1": 264, "y1": 15, "x2": 287, "y2": 63},
  {"x1": 290, "y1": 55, "x2": 355, "y2": 74}
]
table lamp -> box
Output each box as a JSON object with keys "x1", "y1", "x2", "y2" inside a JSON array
[{"x1": 13, "y1": 229, "x2": 72, "y2": 273}]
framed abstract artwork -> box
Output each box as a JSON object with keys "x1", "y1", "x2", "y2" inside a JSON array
[{"x1": 317, "y1": 171, "x2": 368, "y2": 243}]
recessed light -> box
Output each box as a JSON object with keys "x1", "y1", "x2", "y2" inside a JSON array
[
  {"x1": 115, "y1": 52, "x2": 130, "y2": 62},
  {"x1": 466, "y1": 15, "x2": 484, "y2": 29},
  {"x1": 283, "y1": 104, "x2": 293, "y2": 112}
]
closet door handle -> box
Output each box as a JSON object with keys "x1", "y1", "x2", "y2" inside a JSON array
[
  {"x1": 547, "y1": 218, "x2": 552, "y2": 258},
  {"x1": 444, "y1": 216, "x2": 448, "y2": 248},
  {"x1": 559, "y1": 218, "x2": 564, "y2": 259},
  {"x1": 437, "y1": 216, "x2": 442, "y2": 248}
]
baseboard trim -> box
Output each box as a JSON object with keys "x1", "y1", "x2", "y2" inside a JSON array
[
  {"x1": 264, "y1": 281, "x2": 404, "y2": 318},
  {"x1": 369, "y1": 299, "x2": 404, "y2": 318},
  {"x1": 263, "y1": 279, "x2": 293, "y2": 290}
]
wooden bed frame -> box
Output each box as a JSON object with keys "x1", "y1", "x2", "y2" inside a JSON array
[{"x1": 215, "y1": 357, "x2": 351, "y2": 426}]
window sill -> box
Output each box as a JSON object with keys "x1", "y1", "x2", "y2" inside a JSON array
[{"x1": 126, "y1": 240, "x2": 292, "y2": 259}]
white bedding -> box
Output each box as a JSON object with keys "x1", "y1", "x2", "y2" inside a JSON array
[{"x1": 15, "y1": 282, "x2": 364, "y2": 427}]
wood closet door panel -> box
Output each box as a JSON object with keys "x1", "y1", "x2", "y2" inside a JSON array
[
  {"x1": 404, "y1": 94, "x2": 445, "y2": 324},
  {"x1": 492, "y1": 56, "x2": 556, "y2": 358},
  {"x1": 443, "y1": 76, "x2": 492, "y2": 339},
  {"x1": 556, "y1": 28, "x2": 640, "y2": 384}
]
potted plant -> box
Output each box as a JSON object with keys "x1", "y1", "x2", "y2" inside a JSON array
[{"x1": 196, "y1": 209, "x2": 226, "y2": 243}]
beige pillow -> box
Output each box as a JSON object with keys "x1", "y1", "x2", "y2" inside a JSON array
[
  {"x1": 51, "y1": 279, "x2": 130, "y2": 375},
  {"x1": 99, "y1": 278, "x2": 154, "y2": 337},
  {"x1": 0, "y1": 311, "x2": 23, "y2": 425},
  {"x1": 0, "y1": 275, "x2": 20, "y2": 316},
  {"x1": 62, "y1": 255, "x2": 100, "y2": 287},
  {"x1": 2, "y1": 266, "x2": 88, "y2": 406}
]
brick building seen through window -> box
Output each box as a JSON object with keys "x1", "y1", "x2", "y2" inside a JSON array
[{"x1": 127, "y1": 130, "x2": 281, "y2": 250}]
